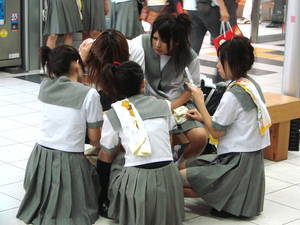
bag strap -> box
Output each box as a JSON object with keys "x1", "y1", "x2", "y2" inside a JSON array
[
  {"x1": 220, "y1": 21, "x2": 233, "y2": 38},
  {"x1": 205, "y1": 88, "x2": 216, "y2": 105}
]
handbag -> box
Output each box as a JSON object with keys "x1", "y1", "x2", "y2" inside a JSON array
[{"x1": 213, "y1": 21, "x2": 243, "y2": 50}]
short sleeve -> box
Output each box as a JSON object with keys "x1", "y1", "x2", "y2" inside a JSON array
[
  {"x1": 165, "y1": 100, "x2": 176, "y2": 131},
  {"x1": 187, "y1": 56, "x2": 201, "y2": 87},
  {"x1": 100, "y1": 114, "x2": 119, "y2": 154},
  {"x1": 212, "y1": 91, "x2": 240, "y2": 131},
  {"x1": 128, "y1": 36, "x2": 145, "y2": 72},
  {"x1": 84, "y1": 89, "x2": 103, "y2": 128}
]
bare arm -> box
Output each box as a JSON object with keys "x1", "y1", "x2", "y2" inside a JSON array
[
  {"x1": 186, "y1": 83, "x2": 224, "y2": 138},
  {"x1": 87, "y1": 127, "x2": 101, "y2": 147},
  {"x1": 171, "y1": 90, "x2": 192, "y2": 110},
  {"x1": 216, "y1": 0, "x2": 230, "y2": 22}
]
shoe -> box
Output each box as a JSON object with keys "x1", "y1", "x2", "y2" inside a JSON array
[
  {"x1": 99, "y1": 201, "x2": 110, "y2": 218},
  {"x1": 210, "y1": 208, "x2": 234, "y2": 218},
  {"x1": 266, "y1": 22, "x2": 282, "y2": 28}
]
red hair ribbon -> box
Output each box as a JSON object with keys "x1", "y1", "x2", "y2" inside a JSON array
[{"x1": 113, "y1": 61, "x2": 121, "y2": 65}]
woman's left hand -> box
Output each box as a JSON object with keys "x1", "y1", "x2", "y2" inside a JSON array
[
  {"x1": 185, "y1": 82, "x2": 205, "y2": 104},
  {"x1": 79, "y1": 38, "x2": 94, "y2": 63}
]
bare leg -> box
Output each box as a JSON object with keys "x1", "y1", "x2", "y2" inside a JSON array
[
  {"x1": 183, "y1": 127, "x2": 208, "y2": 159},
  {"x1": 180, "y1": 168, "x2": 200, "y2": 197},
  {"x1": 46, "y1": 34, "x2": 58, "y2": 48},
  {"x1": 63, "y1": 33, "x2": 73, "y2": 46}
]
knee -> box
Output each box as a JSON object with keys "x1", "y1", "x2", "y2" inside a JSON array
[{"x1": 188, "y1": 128, "x2": 208, "y2": 147}]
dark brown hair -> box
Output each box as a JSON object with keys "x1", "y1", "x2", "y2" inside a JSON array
[
  {"x1": 86, "y1": 29, "x2": 130, "y2": 89},
  {"x1": 151, "y1": 13, "x2": 192, "y2": 73},
  {"x1": 217, "y1": 36, "x2": 254, "y2": 80},
  {"x1": 99, "y1": 61, "x2": 144, "y2": 100},
  {"x1": 40, "y1": 45, "x2": 84, "y2": 79}
]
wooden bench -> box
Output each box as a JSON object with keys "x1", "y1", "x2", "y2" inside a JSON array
[
  {"x1": 264, "y1": 92, "x2": 300, "y2": 161},
  {"x1": 173, "y1": 92, "x2": 300, "y2": 162}
]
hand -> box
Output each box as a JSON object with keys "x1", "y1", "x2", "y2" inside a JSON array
[
  {"x1": 185, "y1": 82, "x2": 205, "y2": 104},
  {"x1": 186, "y1": 109, "x2": 203, "y2": 121},
  {"x1": 79, "y1": 38, "x2": 94, "y2": 63},
  {"x1": 219, "y1": 5, "x2": 230, "y2": 22}
]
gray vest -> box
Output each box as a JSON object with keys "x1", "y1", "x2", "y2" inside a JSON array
[
  {"x1": 38, "y1": 76, "x2": 91, "y2": 109},
  {"x1": 106, "y1": 94, "x2": 171, "y2": 131},
  {"x1": 141, "y1": 34, "x2": 198, "y2": 100}
]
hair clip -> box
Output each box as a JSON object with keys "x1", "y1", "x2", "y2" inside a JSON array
[{"x1": 113, "y1": 61, "x2": 121, "y2": 65}]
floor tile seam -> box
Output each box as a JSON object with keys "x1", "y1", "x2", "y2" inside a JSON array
[
  {"x1": 0, "y1": 105, "x2": 38, "y2": 112},
  {"x1": 264, "y1": 198, "x2": 300, "y2": 211},
  {"x1": 0, "y1": 206, "x2": 19, "y2": 213},
  {"x1": 0, "y1": 180, "x2": 24, "y2": 187},
  {"x1": 0, "y1": 163, "x2": 25, "y2": 172},
  {"x1": 0, "y1": 157, "x2": 30, "y2": 165},
  {"x1": 0, "y1": 120, "x2": 40, "y2": 128},
  {"x1": 283, "y1": 218, "x2": 300, "y2": 225},
  {"x1": 265, "y1": 183, "x2": 299, "y2": 195},
  {"x1": 0, "y1": 134, "x2": 36, "y2": 144},
  {"x1": 265, "y1": 175, "x2": 297, "y2": 185},
  {"x1": 4, "y1": 116, "x2": 41, "y2": 126},
  {"x1": 0, "y1": 125, "x2": 33, "y2": 133},
  {"x1": 283, "y1": 161, "x2": 300, "y2": 167},
  {"x1": 0, "y1": 191, "x2": 21, "y2": 201},
  {"x1": 0, "y1": 180, "x2": 24, "y2": 188}
]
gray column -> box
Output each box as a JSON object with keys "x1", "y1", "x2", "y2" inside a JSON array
[
  {"x1": 23, "y1": 0, "x2": 42, "y2": 71},
  {"x1": 282, "y1": 0, "x2": 300, "y2": 97}
]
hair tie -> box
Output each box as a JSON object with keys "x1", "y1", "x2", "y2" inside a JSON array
[{"x1": 113, "y1": 61, "x2": 121, "y2": 65}]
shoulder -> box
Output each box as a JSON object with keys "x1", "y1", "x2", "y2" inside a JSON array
[{"x1": 227, "y1": 85, "x2": 256, "y2": 111}]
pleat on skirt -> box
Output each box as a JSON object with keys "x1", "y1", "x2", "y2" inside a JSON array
[
  {"x1": 16, "y1": 144, "x2": 100, "y2": 225},
  {"x1": 108, "y1": 161, "x2": 185, "y2": 225},
  {"x1": 43, "y1": 0, "x2": 83, "y2": 35},
  {"x1": 109, "y1": 0, "x2": 144, "y2": 39},
  {"x1": 186, "y1": 150, "x2": 265, "y2": 217},
  {"x1": 82, "y1": 0, "x2": 106, "y2": 31}
]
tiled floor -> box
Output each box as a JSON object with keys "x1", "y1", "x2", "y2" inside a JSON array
[{"x1": 1, "y1": 35, "x2": 300, "y2": 225}]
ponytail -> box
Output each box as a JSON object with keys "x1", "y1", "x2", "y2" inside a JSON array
[
  {"x1": 40, "y1": 45, "x2": 84, "y2": 79},
  {"x1": 40, "y1": 46, "x2": 54, "y2": 78},
  {"x1": 99, "y1": 61, "x2": 144, "y2": 100}
]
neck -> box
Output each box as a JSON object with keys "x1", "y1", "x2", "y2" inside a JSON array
[{"x1": 67, "y1": 73, "x2": 79, "y2": 82}]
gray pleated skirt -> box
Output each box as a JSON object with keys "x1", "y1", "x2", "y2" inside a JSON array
[
  {"x1": 108, "y1": 161, "x2": 185, "y2": 225},
  {"x1": 82, "y1": 0, "x2": 106, "y2": 31},
  {"x1": 43, "y1": 0, "x2": 83, "y2": 35},
  {"x1": 17, "y1": 144, "x2": 100, "y2": 225},
  {"x1": 186, "y1": 150, "x2": 265, "y2": 217},
  {"x1": 109, "y1": 0, "x2": 144, "y2": 39},
  {"x1": 172, "y1": 101, "x2": 205, "y2": 134}
]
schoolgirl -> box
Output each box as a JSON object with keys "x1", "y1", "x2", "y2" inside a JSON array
[
  {"x1": 131, "y1": 13, "x2": 208, "y2": 160},
  {"x1": 17, "y1": 45, "x2": 103, "y2": 225},
  {"x1": 180, "y1": 37, "x2": 271, "y2": 218},
  {"x1": 43, "y1": 0, "x2": 83, "y2": 48},
  {"x1": 97, "y1": 61, "x2": 184, "y2": 225},
  {"x1": 109, "y1": 0, "x2": 144, "y2": 39},
  {"x1": 79, "y1": 29, "x2": 144, "y2": 110}
]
